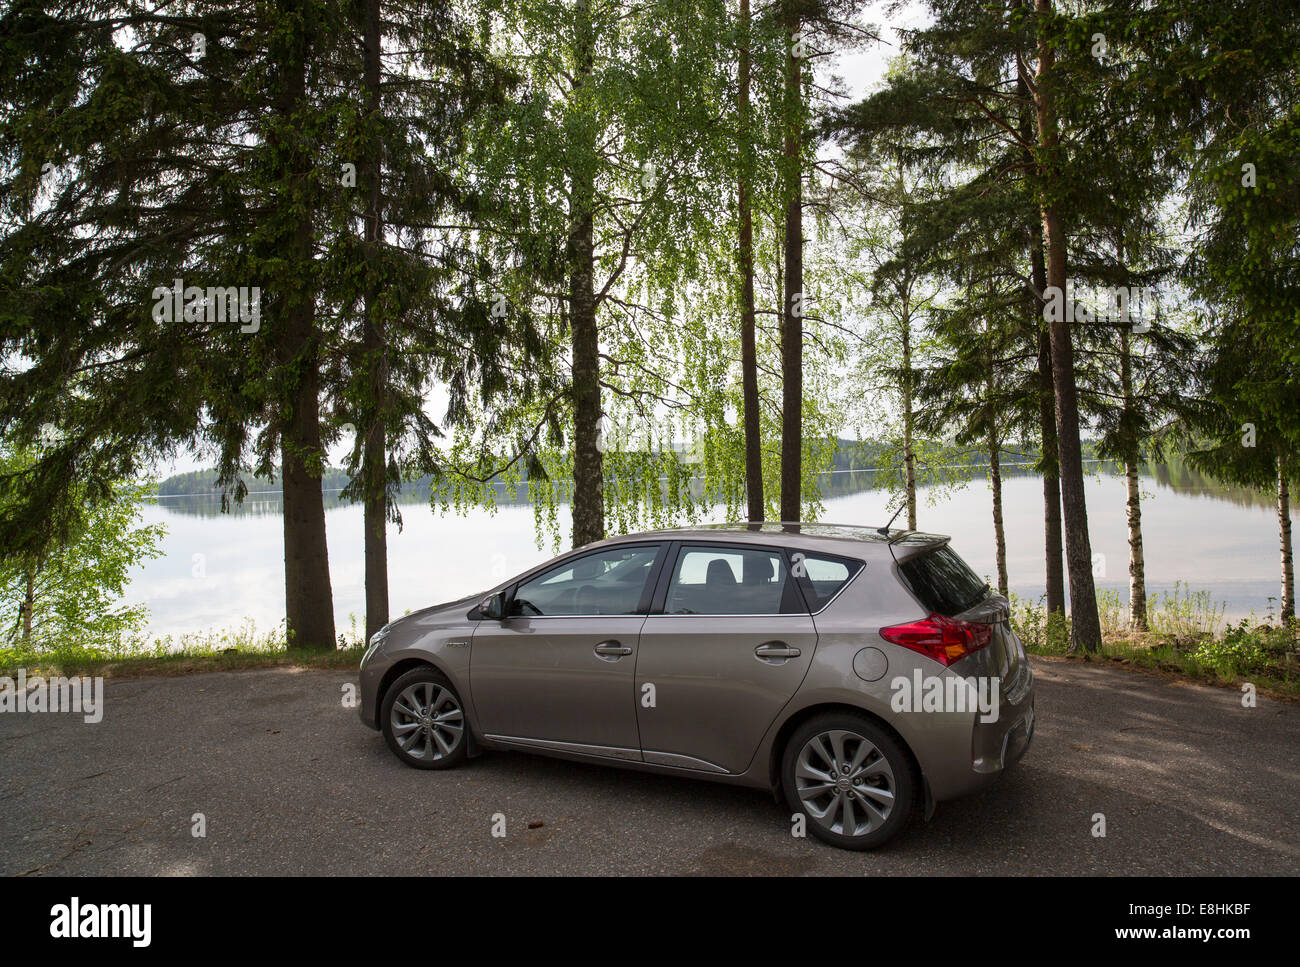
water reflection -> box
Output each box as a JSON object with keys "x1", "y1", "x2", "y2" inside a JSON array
[{"x1": 129, "y1": 460, "x2": 1291, "y2": 636}]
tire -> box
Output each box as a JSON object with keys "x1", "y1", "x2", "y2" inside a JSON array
[
  {"x1": 380, "y1": 667, "x2": 469, "y2": 770},
  {"x1": 781, "y1": 712, "x2": 915, "y2": 850}
]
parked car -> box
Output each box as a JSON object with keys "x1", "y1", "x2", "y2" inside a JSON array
[{"x1": 357, "y1": 523, "x2": 1035, "y2": 849}]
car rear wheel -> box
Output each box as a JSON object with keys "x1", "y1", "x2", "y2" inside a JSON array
[
  {"x1": 381, "y1": 667, "x2": 468, "y2": 770},
  {"x1": 782, "y1": 712, "x2": 914, "y2": 850}
]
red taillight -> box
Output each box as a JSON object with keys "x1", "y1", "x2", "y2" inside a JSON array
[{"x1": 878, "y1": 613, "x2": 993, "y2": 666}]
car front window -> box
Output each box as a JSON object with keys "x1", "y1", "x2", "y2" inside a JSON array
[{"x1": 511, "y1": 545, "x2": 659, "y2": 616}]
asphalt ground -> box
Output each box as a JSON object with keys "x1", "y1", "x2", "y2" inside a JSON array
[{"x1": 2, "y1": 657, "x2": 1297, "y2": 875}]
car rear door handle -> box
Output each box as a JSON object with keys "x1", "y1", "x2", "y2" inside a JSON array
[
  {"x1": 755, "y1": 641, "x2": 801, "y2": 662},
  {"x1": 594, "y1": 640, "x2": 633, "y2": 661}
]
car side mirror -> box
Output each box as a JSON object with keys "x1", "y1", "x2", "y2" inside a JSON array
[{"x1": 474, "y1": 592, "x2": 505, "y2": 621}]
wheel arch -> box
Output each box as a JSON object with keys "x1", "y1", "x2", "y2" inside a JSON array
[
  {"x1": 377, "y1": 657, "x2": 436, "y2": 705},
  {"x1": 767, "y1": 702, "x2": 923, "y2": 802}
]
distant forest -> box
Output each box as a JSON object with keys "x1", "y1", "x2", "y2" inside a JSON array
[{"x1": 155, "y1": 437, "x2": 1105, "y2": 498}]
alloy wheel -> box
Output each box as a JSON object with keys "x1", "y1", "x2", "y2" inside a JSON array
[
  {"x1": 794, "y1": 729, "x2": 896, "y2": 838},
  {"x1": 389, "y1": 681, "x2": 464, "y2": 762}
]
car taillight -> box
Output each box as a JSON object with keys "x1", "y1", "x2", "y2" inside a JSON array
[{"x1": 878, "y1": 613, "x2": 993, "y2": 666}]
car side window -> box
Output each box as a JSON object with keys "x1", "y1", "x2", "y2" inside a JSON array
[
  {"x1": 791, "y1": 551, "x2": 863, "y2": 611},
  {"x1": 511, "y1": 545, "x2": 659, "y2": 616},
  {"x1": 664, "y1": 546, "x2": 803, "y2": 615}
]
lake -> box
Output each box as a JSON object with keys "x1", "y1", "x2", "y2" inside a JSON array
[{"x1": 125, "y1": 463, "x2": 1291, "y2": 639}]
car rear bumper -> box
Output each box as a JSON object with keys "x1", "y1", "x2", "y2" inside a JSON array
[
  {"x1": 973, "y1": 692, "x2": 1034, "y2": 778},
  {"x1": 925, "y1": 663, "x2": 1036, "y2": 801}
]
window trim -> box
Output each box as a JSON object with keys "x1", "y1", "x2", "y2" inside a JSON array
[{"x1": 503, "y1": 541, "x2": 667, "y2": 619}]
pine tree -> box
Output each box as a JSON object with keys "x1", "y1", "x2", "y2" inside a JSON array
[
  {"x1": 327, "y1": 0, "x2": 541, "y2": 641},
  {"x1": 0, "y1": 0, "x2": 353, "y2": 647}
]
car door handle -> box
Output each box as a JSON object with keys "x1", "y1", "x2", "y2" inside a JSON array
[
  {"x1": 594, "y1": 640, "x2": 633, "y2": 660},
  {"x1": 754, "y1": 641, "x2": 801, "y2": 662}
]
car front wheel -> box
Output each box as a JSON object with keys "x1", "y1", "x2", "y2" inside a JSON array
[{"x1": 380, "y1": 667, "x2": 468, "y2": 770}]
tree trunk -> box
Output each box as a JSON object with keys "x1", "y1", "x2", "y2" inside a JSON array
[
  {"x1": 738, "y1": 0, "x2": 763, "y2": 523},
  {"x1": 361, "y1": 0, "x2": 389, "y2": 642},
  {"x1": 985, "y1": 344, "x2": 1006, "y2": 594},
  {"x1": 1029, "y1": 224, "x2": 1065, "y2": 615},
  {"x1": 1042, "y1": 219, "x2": 1100, "y2": 652},
  {"x1": 779, "y1": 2, "x2": 803, "y2": 524},
  {"x1": 902, "y1": 314, "x2": 917, "y2": 530},
  {"x1": 1034, "y1": 0, "x2": 1101, "y2": 651},
  {"x1": 1123, "y1": 453, "x2": 1146, "y2": 631},
  {"x1": 282, "y1": 408, "x2": 335, "y2": 649},
  {"x1": 1119, "y1": 326, "x2": 1147, "y2": 631},
  {"x1": 1019, "y1": 28, "x2": 1064, "y2": 615},
  {"x1": 19, "y1": 565, "x2": 35, "y2": 643},
  {"x1": 278, "y1": 1, "x2": 335, "y2": 651},
  {"x1": 1280, "y1": 458, "x2": 1295, "y2": 623},
  {"x1": 569, "y1": 0, "x2": 603, "y2": 548},
  {"x1": 570, "y1": 202, "x2": 602, "y2": 547},
  {"x1": 990, "y1": 427, "x2": 1008, "y2": 596}
]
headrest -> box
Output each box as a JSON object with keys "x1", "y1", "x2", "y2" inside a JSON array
[{"x1": 705, "y1": 558, "x2": 737, "y2": 586}]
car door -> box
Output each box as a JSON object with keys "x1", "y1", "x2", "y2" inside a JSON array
[
  {"x1": 470, "y1": 542, "x2": 665, "y2": 760},
  {"x1": 634, "y1": 542, "x2": 818, "y2": 775}
]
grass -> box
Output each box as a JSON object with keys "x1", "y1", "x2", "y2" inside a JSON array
[
  {"x1": 1009, "y1": 588, "x2": 1300, "y2": 701},
  {"x1": 0, "y1": 617, "x2": 366, "y2": 680}
]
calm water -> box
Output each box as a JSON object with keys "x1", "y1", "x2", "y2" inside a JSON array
[{"x1": 125, "y1": 466, "x2": 1292, "y2": 639}]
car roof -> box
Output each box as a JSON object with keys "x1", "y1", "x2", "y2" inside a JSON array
[{"x1": 591, "y1": 522, "x2": 951, "y2": 561}]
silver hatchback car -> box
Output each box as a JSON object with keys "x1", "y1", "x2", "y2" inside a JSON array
[{"x1": 358, "y1": 523, "x2": 1035, "y2": 849}]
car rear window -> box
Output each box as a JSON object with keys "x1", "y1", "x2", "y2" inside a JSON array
[{"x1": 897, "y1": 545, "x2": 989, "y2": 616}]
